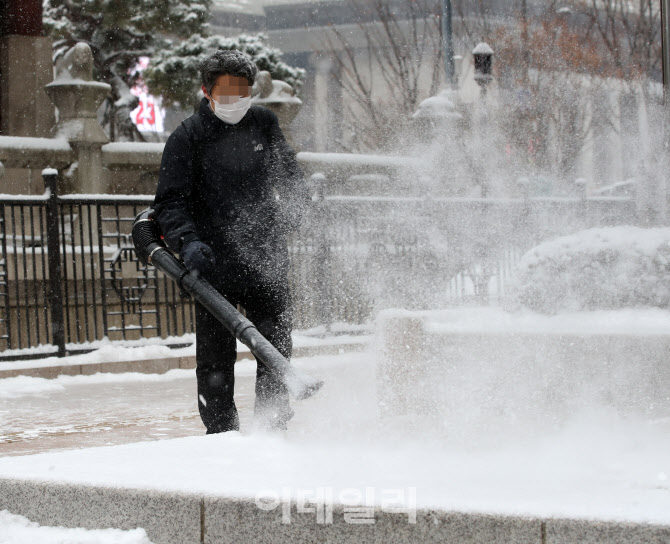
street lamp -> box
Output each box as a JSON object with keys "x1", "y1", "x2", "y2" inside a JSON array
[
  {"x1": 660, "y1": 0, "x2": 670, "y2": 225},
  {"x1": 471, "y1": 42, "x2": 494, "y2": 197},
  {"x1": 662, "y1": 0, "x2": 670, "y2": 154},
  {"x1": 473, "y1": 42, "x2": 494, "y2": 95},
  {"x1": 442, "y1": 0, "x2": 456, "y2": 87},
  {"x1": 662, "y1": 0, "x2": 670, "y2": 108}
]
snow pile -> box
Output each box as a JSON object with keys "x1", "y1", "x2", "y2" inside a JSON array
[
  {"x1": 1, "y1": 414, "x2": 670, "y2": 524},
  {"x1": 508, "y1": 226, "x2": 670, "y2": 313},
  {"x1": 0, "y1": 342, "x2": 194, "y2": 373},
  {"x1": 0, "y1": 510, "x2": 153, "y2": 544},
  {"x1": 2, "y1": 351, "x2": 670, "y2": 524},
  {"x1": 0, "y1": 327, "x2": 367, "y2": 374},
  {"x1": 0, "y1": 368, "x2": 194, "y2": 399}
]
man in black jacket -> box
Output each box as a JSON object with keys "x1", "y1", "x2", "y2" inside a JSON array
[{"x1": 153, "y1": 50, "x2": 310, "y2": 433}]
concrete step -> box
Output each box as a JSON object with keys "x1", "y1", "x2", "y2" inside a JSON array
[{"x1": 0, "y1": 338, "x2": 368, "y2": 380}]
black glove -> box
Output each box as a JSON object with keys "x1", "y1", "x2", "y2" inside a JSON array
[{"x1": 180, "y1": 237, "x2": 216, "y2": 276}]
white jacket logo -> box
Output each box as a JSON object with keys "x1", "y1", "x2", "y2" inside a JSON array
[{"x1": 254, "y1": 144, "x2": 264, "y2": 151}]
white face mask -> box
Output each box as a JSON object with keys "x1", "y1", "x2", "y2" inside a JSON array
[{"x1": 210, "y1": 95, "x2": 252, "y2": 125}]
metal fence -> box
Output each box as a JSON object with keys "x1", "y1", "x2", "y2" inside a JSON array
[
  {"x1": 0, "y1": 174, "x2": 196, "y2": 360},
  {"x1": 299, "y1": 193, "x2": 637, "y2": 315},
  {"x1": 0, "y1": 172, "x2": 637, "y2": 360}
]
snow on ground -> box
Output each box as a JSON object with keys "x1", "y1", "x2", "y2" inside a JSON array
[
  {"x1": 0, "y1": 368, "x2": 194, "y2": 399},
  {"x1": 0, "y1": 510, "x2": 153, "y2": 544},
  {"x1": 0, "y1": 358, "x2": 275, "y2": 400},
  {"x1": 0, "y1": 339, "x2": 194, "y2": 371},
  {"x1": 0, "y1": 327, "x2": 368, "y2": 372},
  {"x1": 0, "y1": 406, "x2": 669, "y2": 524},
  {"x1": 1, "y1": 349, "x2": 670, "y2": 525}
]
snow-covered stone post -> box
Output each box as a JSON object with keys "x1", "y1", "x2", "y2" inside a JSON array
[
  {"x1": 412, "y1": 90, "x2": 464, "y2": 193},
  {"x1": 575, "y1": 178, "x2": 587, "y2": 199},
  {"x1": 412, "y1": 89, "x2": 463, "y2": 142},
  {"x1": 473, "y1": 43, "x2": 494, "y2": 198},
  {"x1": 45, "y1": 43, "x2": 111, "y2": 193},
  {"x1": 252, "y1": 70, "x2": 303, "y2": 150},
  {"x1": 473, "y1": 43, "x2": 494, "y2": 97}
]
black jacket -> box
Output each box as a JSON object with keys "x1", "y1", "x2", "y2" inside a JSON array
[{"x1": 153, "y1": 97, "x2": 309, "y2": 285}]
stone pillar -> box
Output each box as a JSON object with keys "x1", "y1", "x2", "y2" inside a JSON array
[
  {"x1": 45, "y1": 43, "x2": 111, "y2": 193},
  {"x1": 251, "y1": 70, "x2": 303, "y2": 150},
  {"x1": 310, "y1": 55, "x2": 333, "y2": 153},
  {"x1": 0, "y1": 0, "x2": 55, "y2": 137},
  {"x1": 634, "y1": 93, "x2": 667, "y2": 226}
]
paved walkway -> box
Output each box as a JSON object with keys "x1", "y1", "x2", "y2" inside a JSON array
[{"x1": 0, "y1": 352, "x2": 374, "y2": 457}]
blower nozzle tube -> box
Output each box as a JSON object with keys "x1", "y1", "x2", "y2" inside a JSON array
[{"x1": 131, "y1": 209, "x2": 323, "y2": 401}]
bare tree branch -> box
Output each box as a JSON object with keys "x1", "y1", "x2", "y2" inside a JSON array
[{"x1": 314, "y1": 0, "x2": 444, "y2": 151}]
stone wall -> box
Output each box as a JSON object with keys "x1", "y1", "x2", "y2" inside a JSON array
[
  {"x1": 377, "y1": 308, "x2": 670, "y2": 431},
  {"x1": 2, "y1": 478, "x2": 668, "y2": 544}
]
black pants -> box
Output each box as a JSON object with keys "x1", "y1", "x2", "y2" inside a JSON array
[{"x1": 195, "y1": 278, "x2": 294, "y2": 433}]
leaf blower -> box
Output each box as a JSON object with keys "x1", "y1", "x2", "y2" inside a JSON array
[{"x1": 132, "y1": 209, "x2": 324, "y2": 401}]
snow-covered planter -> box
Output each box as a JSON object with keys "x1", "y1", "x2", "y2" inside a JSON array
[
  {"x1": 376, "y1": 307, "x2": 670, "y2": 442},
  {"x1": 507, "y1": 226, "x2": 670, "y2": 314}
]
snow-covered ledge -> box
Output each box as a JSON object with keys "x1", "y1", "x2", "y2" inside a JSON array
[
  {"x1": 101, "y1": 141, "x2": 165, "y2": 168},
  {"x1": 3, "y1": 477, "x2": 665, "y2": 544},
  {"x1": 377, "y1": 307, "x2": 670, "y2": 428},
  {"x1": 0, "y1": 135, "x2": 72, "y2": 170},
  {"x1": 297, "y1": 151, "x2": 423, "y2": 179}
]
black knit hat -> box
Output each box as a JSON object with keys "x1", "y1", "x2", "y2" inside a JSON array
[{"x1": 200, "y1": 49, "x2": 258, "y2": 94}]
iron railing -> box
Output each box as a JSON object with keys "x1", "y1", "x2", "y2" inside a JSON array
[
  {"x1": 0, "y1": 171, "x2": 638, "y2": 360},
  {"x1": 0, "y1": 172, "x2": 196, "y2": 360}
]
